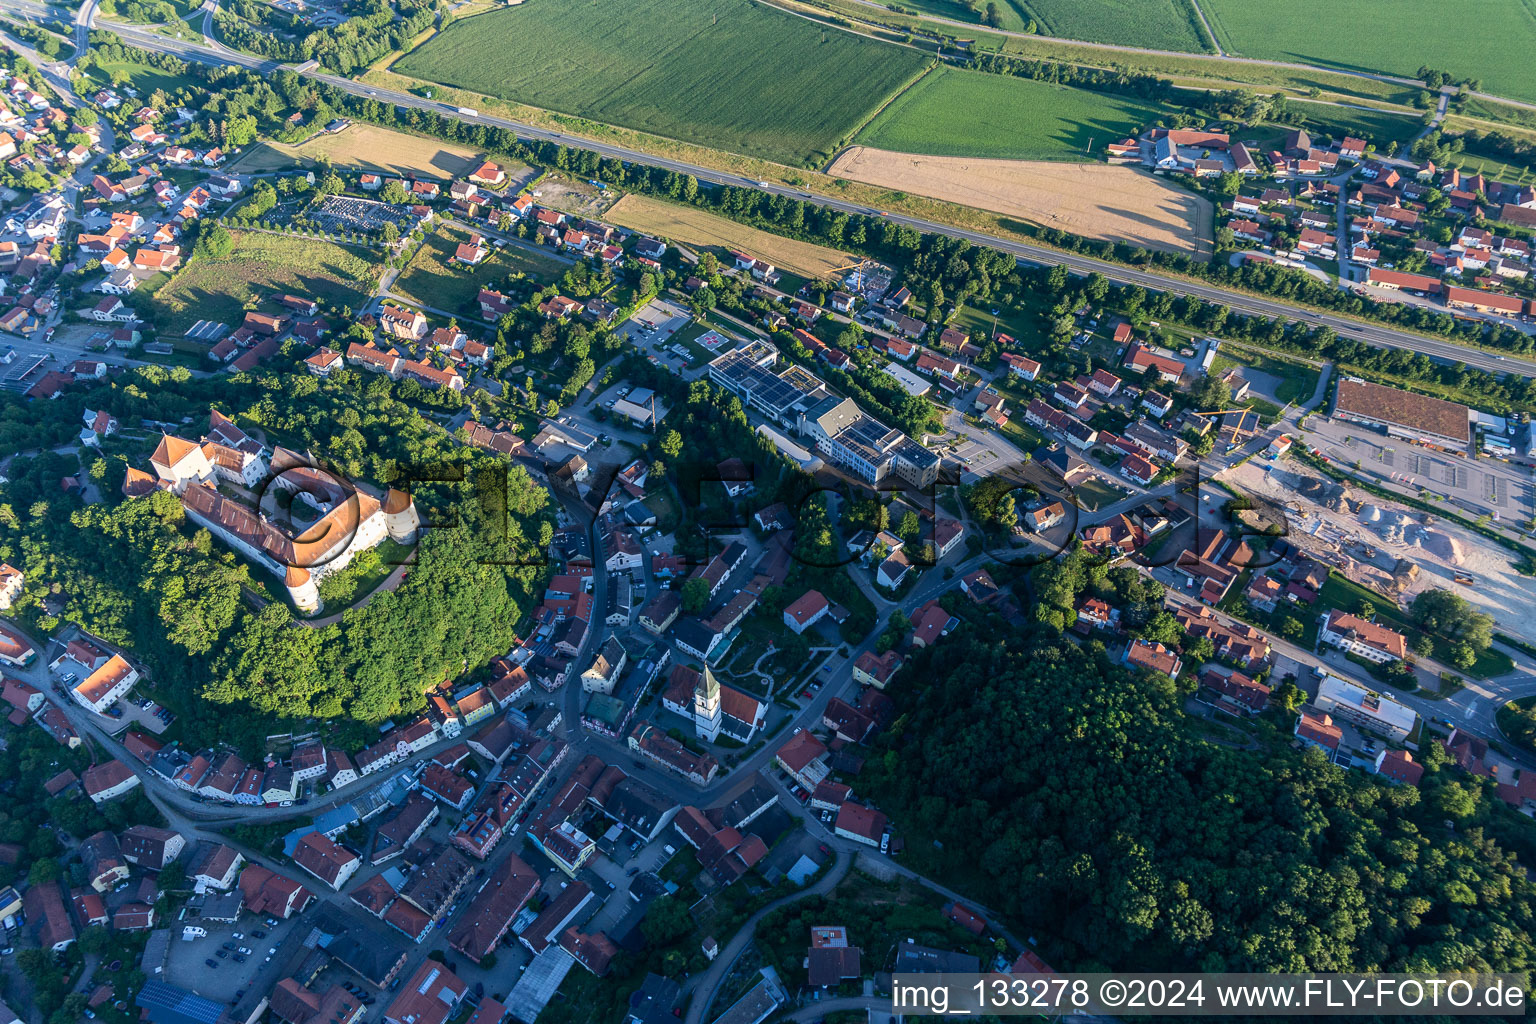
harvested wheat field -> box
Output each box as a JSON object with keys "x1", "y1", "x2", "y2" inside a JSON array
[
  {"x1": 828, "y1": 147, "x2": 1213, "y2": 259},
  {"x1": 229, "y1": 124, "x2": 502, "y2": 181},
  {"x1": 605, "y1": 194, "x2": 853, "y2": 279}
]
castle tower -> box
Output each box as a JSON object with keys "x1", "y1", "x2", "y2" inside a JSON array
[
  {"x1": 693, "y1": 665, "x2": 723, "y2": 743},
  {"x1": 285, "y1": 565, "x2": 322, "y2": 615},
  {"x1": 383, "y1": 488, "x2": 420, "y2": 544}
]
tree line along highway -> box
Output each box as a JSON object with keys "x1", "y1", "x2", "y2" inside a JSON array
[{"x1": 27, "y1": 5, "x2": 1536, "y2": 383}]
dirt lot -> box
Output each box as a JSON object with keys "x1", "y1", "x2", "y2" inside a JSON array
[
  {"x1": 1222, "y1": 458, "x2": 1536, "y2": 638},
  {"x1": 529, "y1": 176, "x2": 619, "y2": 220},
  {"x1": 605, "y1": 193, "x2": 855, "y2": 278},
  {"x1": 827, "y1": 147, "x2": 1213, "y2": 259},
  {"x1": 228, "y1": 124, "x2": 502, "y2": 180}
]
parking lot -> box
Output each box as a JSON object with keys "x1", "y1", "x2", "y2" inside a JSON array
[
  {"x1": 106, "y1": 691, "x2": 174, "y2": 735},
  {"x1": 167, "y1": 914, "x2": 297, "y2": 1005},
  {"x1": 1304, "y1": 416, "x2": 1534, "y2": 525},
  {"x1": 617, "y1": 298, "x2": 704, "y2": 377}
]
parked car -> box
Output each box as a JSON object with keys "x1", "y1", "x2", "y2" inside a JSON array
[{"x1": 204, "y1": 959, "x2": 218, "y2": 969}]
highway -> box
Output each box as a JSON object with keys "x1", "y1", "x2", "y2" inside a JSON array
[{"x1": 8, "y1": 0, "x2": 1536, "y2": 384}]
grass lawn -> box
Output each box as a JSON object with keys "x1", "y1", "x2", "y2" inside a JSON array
[
  {"x1": 393, "y1": 225, "x2": 566, "y2": 317},
  {"x1": 149, "y1": 231, "x2": 378, "y2": 335},
  {"x1": 1497, "y1": 695, "x2": 1536, "y2": 755},
  {"x1": 952, "y1": 296, "x2": 1048, "y2": 344},
  {"x1": 804, "y1": 0, "x2": 1435, "y2": 106},
  {"x1": 315, "y1": 540, "x2": 412, "y2": 611},
  {"x1": 1280, "y1": 102, "x2": 1424, "y2": 153},
  {"x1": 1198, "y1": 0, "x2": 1536, "y2": 103},
  {"x1": 668, "y1": 320, "x2": 722, "y2": 366},
  {"x1": 394, "y1": 0, "x2": 929, "y2": 166},
  {"x1": 997, "y1": 416, "x2": 1045, "y2": 454},
  {"x1": 1071, "y1": 475, "x2": 1131, "y2": 512},
  {"x1": 83, "y1": 59, "x2": 200, "y2": 96},
  {"x1": 644, "y1": 489, "x2": 682, "y2": 534},
  {"x1": 856, "y1": 68, "x2": 1168, "y2": 160},
  {"x1": 1210, "y1": 346, "x2": 1321, "y2": 405}
]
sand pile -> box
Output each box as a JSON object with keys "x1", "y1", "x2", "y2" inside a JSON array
[{"x1": 1420, "y1": 529, "x2": 1464, "y2": 564}]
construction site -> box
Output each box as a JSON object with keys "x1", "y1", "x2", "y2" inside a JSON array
[{"x1": 1219, "y1": 458, "x2": 1536, "y2": 638}]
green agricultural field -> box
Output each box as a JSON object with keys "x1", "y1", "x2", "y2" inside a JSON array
[
  {"x1": 394, "y1": 0, "x2": 929, "y2": 166},
  {"x1": 887, "y1": 0, "x2": 1206, "y2": 48},
  {"x1": 855, "y1": 68, "x2": 1165, "y2": 159},
  {"x1": 1199, "y1": 0, "x2": 1536, "y2": 103},
  {"x1": 148, "y1": 231, "x2": 378, "y2": 335},
  {"x1": 1007, "y1": 0, "x2": 1206, "y2": 49}
]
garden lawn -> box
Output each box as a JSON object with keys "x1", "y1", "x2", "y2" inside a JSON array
[
  {"x1": 1069, "y1": 475, "x2": 1130, "y2": 512},
  {"x1": 1198, "y1": 0, "x2": 1536, "y2": 103},
  {"x1": 393, "y1": 0, "x2": 929, "y2": 166},
  {"x1": 856, "y1": 68, "x2": 1168, "y2": 160},
  {"x1": 1281, "y1": 102, "x2": 1424, "y2": 153},
  {"x1": 148, "y1": 231, "x2": 378, "y2": 335},
  {"x1": 393, "y1": 226, "x2": 566, "y2": 317},
  {"x1": 1209, "y1": 345, "x2": 1320, "y2": 405}
]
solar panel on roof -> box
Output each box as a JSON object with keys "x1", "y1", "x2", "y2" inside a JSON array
[{"x1": 137, "y1": 980, "x2": 227, "y2": 1024}]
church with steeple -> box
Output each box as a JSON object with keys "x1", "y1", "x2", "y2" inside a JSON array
[{"x1": 662, "y1": 663, "x2": 766, "y2": 744}]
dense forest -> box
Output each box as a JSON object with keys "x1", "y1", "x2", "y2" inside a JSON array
[{"x1": 864, "y1": 626, "x2": 1536, "y2": 973}]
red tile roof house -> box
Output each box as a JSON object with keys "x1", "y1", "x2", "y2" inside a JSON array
[
  {"x1": 833, "y1": 801, "x2": 887, "y2": 847},
  {"x1": 1089, "y1": 368, "x2": 1121, "y2": 396},
  {"x1": 25, "y1": 881, "x2": 74, "y2": 951},
  {"x1": 1119, "y1": 453, "x2": 1158, "y2": 486},
  {"x1": 1317, "y1": 609, "x2": 1407, "y2": 663},
  {"x1": 421, "y1": 762, "x2": 475, "y2": 810},
  {"x1": 82, "y1": 760, "x2": 140, "y2": 803},
  {"x1": 810, "y1": 780, "x2": 853, "y2": 811},
  {"x1": 783, "y1": 589, "x2": 830, "y2": 634},
  {"x1": 447, "y1": 852, "x2": 540, "y2": 963},
  {"x1": 1374, "y1": 749, "x2": 1423, "y2": 786},
  {"x1": 945, "y1": 902, "x2": 987, "y2": 935},
  {"x1": 1122, "y1": 639, "x2": 1182, "y2": 679},
  {"x1": 775, "y1": 729, "x2": 830, "y2": 790},
  {"x1": 383, "y1": 960, "x2": 468, "y2": 1024},
  {"x1": 851, "y1": 650, "x2": 902, "y2": 689},
  {"x1": 1199, "y1": 668, "x2": 1271, "y2": 715},
  {"x1": 909, "y1": 601, "x2": 955, "y2": 648},
  {"x1": 239, "y1": 864, "x2": 313, "y2": 918},
  {"x1": 292, "y1": 831, "x2": 360, "y2": 890},
  {"x1": 1294, "y1": 711, "x2": 1342, "y2": 757}
]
